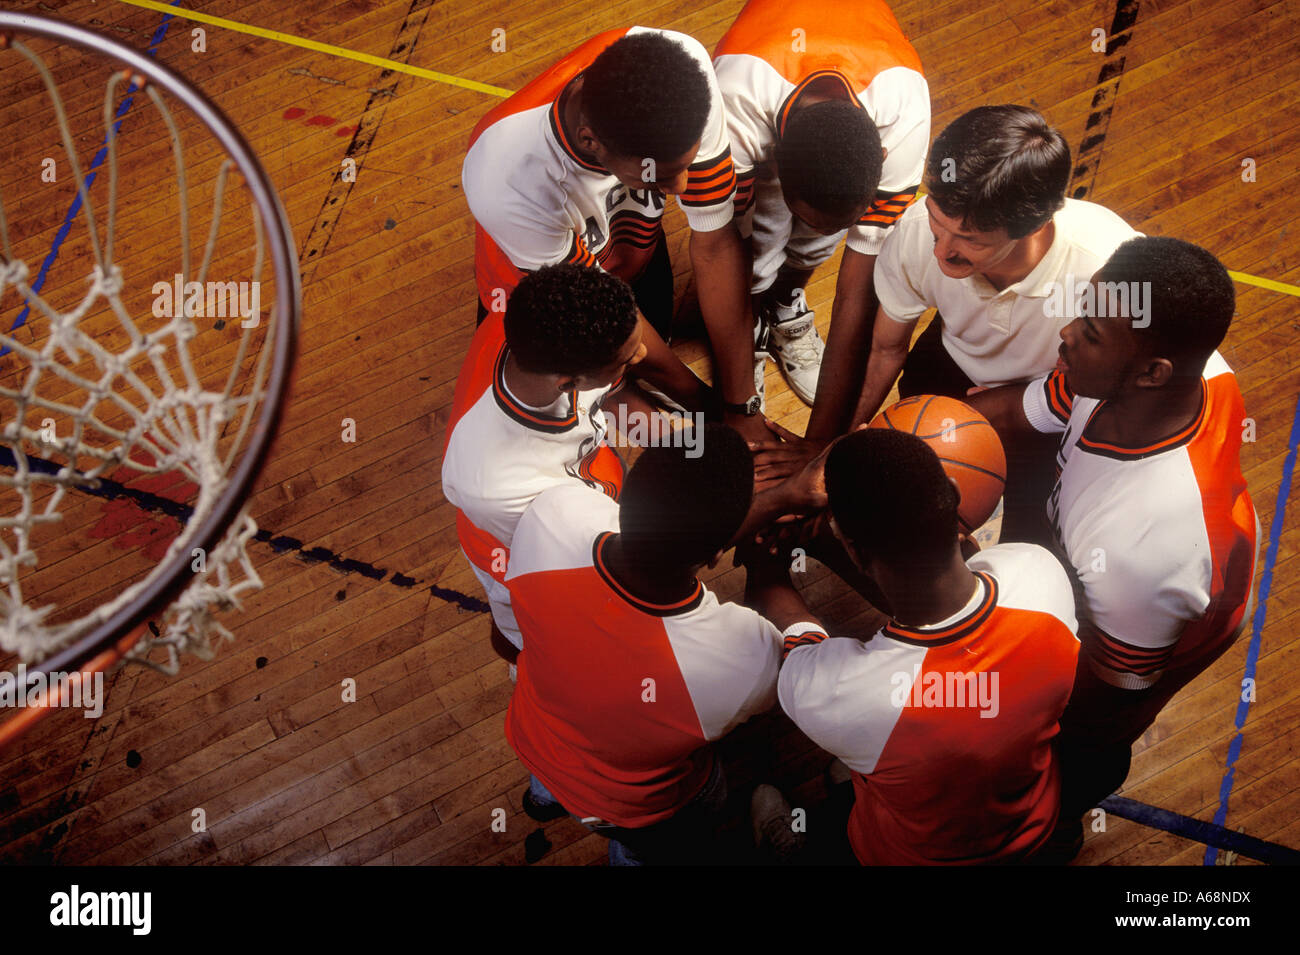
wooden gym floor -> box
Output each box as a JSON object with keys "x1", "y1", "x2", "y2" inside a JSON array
[{"x1": 0, "y1": 0, "x2": 1297, "y2": 866}]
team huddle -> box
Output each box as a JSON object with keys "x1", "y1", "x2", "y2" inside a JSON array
[{"x1": 442, "y1": 0, "x2": 1259, "y2": 865}]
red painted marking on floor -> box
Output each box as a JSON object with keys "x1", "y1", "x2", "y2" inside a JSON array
[
  {"x1": 87, "y1": 469, "x2": 199, "y2": 563},
  {"x1": 280, "y1": 107, "x2": 356, "y2": 139}
]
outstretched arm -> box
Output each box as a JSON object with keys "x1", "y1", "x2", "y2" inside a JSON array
[
  {"x1": 965, "y1": 382, "x2": 1035, "y2": 438},
  {"x1": 741, "y1": 543, "x2": 825, "y2": 636},
  {"x1": 847, "y1": 305, "x2": 914, "y2": 430},
  {"x1": 631, "y1": 315, "x2": 713, "y2": 411},
  {"x1": 806, "y1": 248, "x2": 879, "y2": 442},
  {"x1": 691, "y1": 223, "x2": 770, "y2": 444}
]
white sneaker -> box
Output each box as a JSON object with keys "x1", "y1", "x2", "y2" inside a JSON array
[
  {"x1": 752, "y1": 320, "x2": 770, "y2": 414},
  {"x1": 765, "y1": 288, "x2": 824, "y2": 405}
]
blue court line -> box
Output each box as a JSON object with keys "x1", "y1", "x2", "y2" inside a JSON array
[
  {"x1": 1204, "y1": 390, "x2": 1300, "y2": 864},
  {"x1": 1101, "y1": 796, "x2": 1300, "y2": 866},
  {"x1": 1, "y1": 1, "x2": 181, "y2": 355}
]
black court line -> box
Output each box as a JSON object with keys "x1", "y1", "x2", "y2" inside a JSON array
[
  {"x1": 0, "y1": 447, "x2": 502, "y2": 616},
  {"x1": 1069, "y1": 0, "x2": 1140, "y2": 199},
  {"x1": 1100, "y1": 795, "x2": 1300, "y2": 865},
  {"x1": 296, "y1": 0, "x2": 437, "y2": 285}
]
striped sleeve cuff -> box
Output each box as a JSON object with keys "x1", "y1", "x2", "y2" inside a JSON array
[
  {"x1": 1083, "y1": 629, "x2": 1173, "y2": 690},
  {"x1": 1023, "y1": 372, "x2": 1070, "y2": 434},
  {"x1": 857, "y1": 186, "x2": 918, "y2": 230},
  {"x1": 781, "y1": 622, "x2": 829, "y2": 661}
]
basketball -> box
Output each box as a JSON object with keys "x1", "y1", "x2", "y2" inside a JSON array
[{"x1": 869, "y1": 395, "x2": 1007, "y2": 532}]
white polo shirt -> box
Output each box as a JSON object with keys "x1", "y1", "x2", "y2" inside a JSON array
[{"x1": 875, "y1": 197, "x2": 1140, "y2": 388}]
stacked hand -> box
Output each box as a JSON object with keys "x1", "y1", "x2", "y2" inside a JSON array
[
  {"x1": 750, "y1": 420, "x2": 830, "y2": 494},
  {"x1": 732, "y1": 419, "x2": 836, "y2": 558}
]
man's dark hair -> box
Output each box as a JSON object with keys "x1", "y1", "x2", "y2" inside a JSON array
[
  {"x1": 825, "y1": 429, "x2": 959, "y2": 567},
  {"x1": 619, "y1": 425, "x2": 753, "y2": 569},
  {"x1": 923, "y1": 105, "x2": 1070, "y2": 239},
  {"x1": 504, "y1": 264, "x2": 638, "y2": 375},
  {"x1": 1096, "y1": 236, "x2": 1235, "y2": 375},
  {"x1": 774, "y1": 100, "x2": 883, "y2": 221},
  {"x1": 582, "y1": 33, "x2": 711, "y2": 160}
]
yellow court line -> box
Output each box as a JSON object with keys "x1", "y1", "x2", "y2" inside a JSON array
[
  {"x1": 1228, "y1": 271, "x2": 1300, "y2": 298},
  {"x1": 114, "y1": 0, "x2": 513, "y2": 97},
  {"x1": 113, "y1": 1, "x2": 1300, "y2": 300}
]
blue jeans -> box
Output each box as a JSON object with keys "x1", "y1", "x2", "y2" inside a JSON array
[{"x1": 528, "y1": 756, "x2": 728, "y2": 866}]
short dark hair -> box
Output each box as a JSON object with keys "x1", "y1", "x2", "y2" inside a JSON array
[
  {"x1": 825, "y1": 429, "x2": 959, "y2": 567},
  {"x1": 503, "y1": 264, "x2": 638, "y2": 375},
  {"x1": 1096, "y1": 236, "x2": 1235, "y2": 375},
  {"x1": 582, "y1": 32, "x2": 711, "y2": 160},
  {"x1": 775, "y1": 100, "x2": 883, "y2": 220},
  {"x1": 619, "y1": 425, "x2": 753, "y2": 569},
  {"x1": 924, "y1": 105, "x2": 1070, "y2": 239}
]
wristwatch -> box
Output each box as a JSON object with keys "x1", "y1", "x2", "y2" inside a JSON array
[{"x1": 722, "y1": 394, "x2": 763, "y2": 417}]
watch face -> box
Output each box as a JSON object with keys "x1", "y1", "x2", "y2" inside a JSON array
[{"x1": 745, "y1": 395, "x2": 762, "y2": 415}]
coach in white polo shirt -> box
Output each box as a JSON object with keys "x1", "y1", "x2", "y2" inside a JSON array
[
  {"x1": 857, "y1": 106, "x2": 1139, "y2": 418},
  {"x1": 855, "y1": 105, "x2": 1138, "y2": 540}
]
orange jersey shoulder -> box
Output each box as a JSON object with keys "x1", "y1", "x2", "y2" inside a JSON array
[
  {"x1": 715, "y1": 0, "x2": 922, "y2": 85},
  {"x1": 468, "y1": 28, "x2": 630, "y2": 149}
]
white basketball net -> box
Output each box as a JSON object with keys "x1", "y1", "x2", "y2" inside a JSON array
[{"x1": 0, "y1": 39, "x2": 277, "y2": 673}]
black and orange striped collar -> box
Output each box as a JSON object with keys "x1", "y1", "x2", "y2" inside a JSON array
[
  {"x1": 1077, "y1": 380, "x2": 1207, "y2": 461},
  {"x1": 882, "y1": 573, "x2": 998, "y2": 646},
  {"x1": 776, "y1": 70, "x2": 863, "y2": 140},
  {"x1": 548, "y1": 76, "x2": 609, "y2": 175},
  {"x1": 490, "y1": 344, "x2": 579, "y2": 433},
  {"x1": 592, "y1": 532, "x2": 706, "y2": 617}
]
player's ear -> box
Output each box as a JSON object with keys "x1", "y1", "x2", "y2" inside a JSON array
[
  {"x1": 947, "y1": 475, "x2": 963, "y2": 504},
  {"x1": 574, "y1": 118, "x2": 602, "y2": 157},
  {"x1": 957, "y1": 530, "x2": 980, "y2": 560},
  {"x1": 553, "y1": 373, "x2": 578, "y2": 394},
  {"x1": 1137, "y1": 356, "x2": 1174, "y2": 388}
]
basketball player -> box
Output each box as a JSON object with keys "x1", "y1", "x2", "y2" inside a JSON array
[
  {"x1": 504, "y1": 427, "x2": 785, "y2": 865},
  {"x1": 753, "y1": 105, "x2": 1138, "y2": 541},
  {"x1": 463, "y1": 29, "x2": 765, "y2": 441},
  {"x1": 712, "y1": 0, "x2": 929, "y2": 420},
  {"x1": 744, "y1": 428, "x2": 1080, "y2": 864},
  {"x1": 968, "y1": 237, "x2": 1258, "y2": 825},
  {"x1": 441, "y1": 264, "x2": 649, "y2": 661}
]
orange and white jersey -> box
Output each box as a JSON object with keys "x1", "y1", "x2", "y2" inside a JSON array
[
  {"x1": 1024, "y1": 352, "x2": 1259, "y2": 688},
  {"x1": 463, "y1": 27, "x2": 737, "y2": 312},
  {"x1": 779, "y1": 543, "x2": 1079, "y2": 865},
  {"x1": 504, "y1": 484, "x2": 782, "y2": 828},
  {"x1": 441, "y1": 313, "x2": 625, "y2": 646},
  {"x1": 712, "y1": 0, "x2": 929, "y2": 255}
]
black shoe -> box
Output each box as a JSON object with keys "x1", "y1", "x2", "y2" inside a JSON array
[
  {"x1": 751, "y1": 784, "x2": 807, "y2": 864},
  {"x1": 521, "y1": 785, "x2": 568, "y2": 823}
]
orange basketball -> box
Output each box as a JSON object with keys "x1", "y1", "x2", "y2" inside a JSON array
[{"x1": 869, "y1": 395, "x2": 1007, "y2": 532}]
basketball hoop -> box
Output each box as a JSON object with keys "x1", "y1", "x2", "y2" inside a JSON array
[{"x1": 0, "y1": 11, "x2": 299, "y2": 745}]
